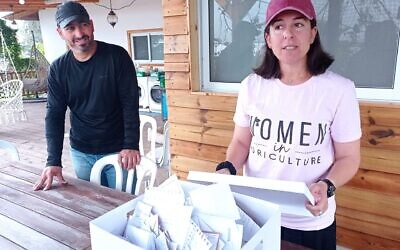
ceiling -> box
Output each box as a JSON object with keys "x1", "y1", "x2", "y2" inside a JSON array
[{"x1": 0, "y1": 0, "x2": 98, "y2": 21}]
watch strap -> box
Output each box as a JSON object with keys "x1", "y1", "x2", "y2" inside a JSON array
[
  {"x1": 320, "y1": 178, "x2": 336, "y2": 197},
  {"x1": 216, "y1": 161, "x2": 237, "y2": 175}
]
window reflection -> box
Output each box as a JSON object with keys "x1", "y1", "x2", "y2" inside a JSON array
[
  {"x1": 150, "y1": 35, "x2": 164, "y2": 61},
  {"x1": 209, "y1": 0, "x2": 400, "y2": 89},
  {"x1": 316, "y1": 0, "x2": 400, "y2": 89},
  {"x1": 210, "y1": 0, "x2": 268, "y2": 83}
]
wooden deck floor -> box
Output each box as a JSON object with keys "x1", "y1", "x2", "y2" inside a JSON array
[{"x1": 0, "y1": 101, "x2": 168, "y2": 185}]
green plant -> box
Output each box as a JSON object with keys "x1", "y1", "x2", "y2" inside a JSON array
[{"x1": 0, "y1": 20, "x2": 25, "y2": 72}]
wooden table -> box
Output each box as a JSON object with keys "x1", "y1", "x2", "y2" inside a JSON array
[
  {"x1": 0, "y1": 161, "x2": 307, "y2": 250},
  {"x1": 0, "y1": 161, "x2": 133, "y2": 250}
]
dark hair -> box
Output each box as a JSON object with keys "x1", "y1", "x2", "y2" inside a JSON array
[{"x1": 254, "y1": 20, "x2": 334, "y2": 79}]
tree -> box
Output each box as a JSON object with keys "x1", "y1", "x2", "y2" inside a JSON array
[
  {"x1": 17, "y1": 20, "x2": 43, "y2": 58},
  {"x1": 0, "y1": 19, "x2": 27, "y2": 72}
]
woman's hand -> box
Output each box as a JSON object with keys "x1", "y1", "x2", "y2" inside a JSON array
[
  {"x1": 216, "y1": 167, "x2": 231, "y2": 175},
  {"x1": 306, "y1": 181, "x2": 329, "y2": 217}
]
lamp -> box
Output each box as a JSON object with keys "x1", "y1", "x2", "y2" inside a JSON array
[
  {"x1": 19, "y1": 0, "x2": 25, "y2": 5},
  {"x1": 106, "y1": 0, "x2": 117, "y2": 28},
  {"x1": 95, "y1": 0, "x2": 137, "y2": 28},
  {"x1": 107, "y1": 10, "x2": 118, "y2": 28}
]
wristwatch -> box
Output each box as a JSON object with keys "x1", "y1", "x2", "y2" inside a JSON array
[
  {"x1": 320, "y1": 179, "x2": 336, "y2": 197},
  {"x1": 216, "y1": 161, "x2": 237, "y2": 175}
]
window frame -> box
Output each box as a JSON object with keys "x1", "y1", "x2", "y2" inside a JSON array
[
  {"x1": 127, "y1": 28, "x2": 164, "y2": 64},
  {"x1": 355, "y1": 38, "x2": 400, "y2": 102},
  {"x1": 199, "y1": 0, "x2": 241, "y2": 93},
  {"x1": 198, "y1": 0, "x2": 400, "y2": 102}
]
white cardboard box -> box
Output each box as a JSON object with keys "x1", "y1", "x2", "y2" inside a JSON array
[
  {"x1": 187, "y1": 171, "x2": 315, "y2": 217},
  {"x1": 90, "y1": 181, "x2": 281, "y2": 250}
]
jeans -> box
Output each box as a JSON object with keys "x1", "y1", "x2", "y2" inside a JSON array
[{"x1": 70, "y1": 147, "x2": 128, "y2": 190}]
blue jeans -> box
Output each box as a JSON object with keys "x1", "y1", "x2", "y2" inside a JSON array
[{"x1": 69, "y1": 147, "x2": 128, "y2": 190}]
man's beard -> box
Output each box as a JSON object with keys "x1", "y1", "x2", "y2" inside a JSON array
[{"x1": 71, "y1": 35, "x2": 93, "y2": 52}]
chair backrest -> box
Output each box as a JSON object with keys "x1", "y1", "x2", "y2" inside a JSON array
[
  {"x1": 156, "y1": 121, "x2": 170, "y2": 168},
  {"x1": 89, "y1": 154, "x2": 125, "y2": 191},
  {"x1": 131, "y1": 156, "x2": 157, "y2": 196},
  {"x1": 89, "y1": 154, "x2": 157, "y2": 195},
  {"x1": 139, "y1": 114, "x2": 157, "y2": 161},
  {"x1": 0, "y1": 80, "x2": 27, "y2": 125},
  {"x1": 0, "y1": 140, "x2": 20, "y2": 161}
]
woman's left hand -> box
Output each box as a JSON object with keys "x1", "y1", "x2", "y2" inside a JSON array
[{"x1": 306, "y1": 181, "x2": 329, "y2": 217}]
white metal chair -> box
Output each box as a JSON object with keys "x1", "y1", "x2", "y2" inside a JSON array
[
  {"x1": 0, "y1": 139, "x2": 20, "y2": 161},
  {"x1": 89, "y1": 154, "x2": 157, "y2": 195}
]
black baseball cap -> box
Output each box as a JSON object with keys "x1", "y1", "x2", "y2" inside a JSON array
[{"x1": 55, "y1": 1, "x2": 90, "y2": 28}]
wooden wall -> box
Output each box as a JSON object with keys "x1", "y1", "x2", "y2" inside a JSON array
[{"x1": 162, "y1": 0, "x2": 400, "y2": 249}]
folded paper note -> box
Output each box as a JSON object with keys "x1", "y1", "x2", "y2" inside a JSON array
[{"x1": 187, "y1": 171, "x2": 315, "y2": 217}]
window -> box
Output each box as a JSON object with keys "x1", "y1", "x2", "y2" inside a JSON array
[
  {"x1": 315, "y1": 0, "x2": 400, "y2": 101},
  {"x1": 199, "y1": 0, "x2": 400, "y2": 101},
  {"x1": 128, "y1": 29, "x2": 164, "y2": 63},
  {"x1": 199, "y1": 0, "x2": 267, "y2": 92}
]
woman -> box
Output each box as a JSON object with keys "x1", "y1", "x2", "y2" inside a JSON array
[{"x1": 216, "y1": 0, "x2": 361, "y2": 249}]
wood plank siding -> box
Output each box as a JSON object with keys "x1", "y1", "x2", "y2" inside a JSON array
[{"x1": 162, "y1": 0, "x2": 400, "y2": 249}]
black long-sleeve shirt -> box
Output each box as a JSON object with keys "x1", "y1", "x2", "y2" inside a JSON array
[{"x1": 46, "y1": 41, "x2": 140, "y2": 167}]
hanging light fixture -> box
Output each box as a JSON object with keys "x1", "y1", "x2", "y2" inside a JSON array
[
  {"x1": 107, "y1": 10, "x2": 118, "y2": 28},
  {"x1": 106, "y1": 0, "x2": 118, "y2": 28},
  {"x1": 96, "y1": 0, "x2": 137, "y2": 29},
  {"x1": 19, "y1": 0, "x2": 25, "y2": 5}
]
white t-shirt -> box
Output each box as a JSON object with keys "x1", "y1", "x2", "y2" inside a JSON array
[{"x1": 234, "y1": 71, "x2": 362, "y2": 230}]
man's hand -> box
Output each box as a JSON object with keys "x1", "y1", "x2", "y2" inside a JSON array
[
  {"x1": 33, "y1": 166, "x2": 67, "y2": 191},
  {"x1": 118, "y1": 149, "x2": 141, "y2": 170}
]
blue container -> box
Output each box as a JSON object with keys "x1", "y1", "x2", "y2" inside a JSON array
[{"x1": 161, "y1": 90, "x2": 168, "y2": 120}]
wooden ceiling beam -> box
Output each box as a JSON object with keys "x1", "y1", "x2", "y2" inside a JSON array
[
  {"x1": 0, "y1": 5, "x2": 55, "y2": 11},
  {"x1": 0, "y1": 0, "x2": 99, "y2": 20},
  {"x1": 13, "y1": 10, "x2": 40, "y2": 20},
  {"x1": 0, "y1": 0, "x2": 99, "y2": 11}
]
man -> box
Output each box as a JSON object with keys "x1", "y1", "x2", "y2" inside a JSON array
[{"x1": 34, "y1": 1, "x2": 140, "y2": 191}]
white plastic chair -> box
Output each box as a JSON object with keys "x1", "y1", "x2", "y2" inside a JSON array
[
  {"x1": 155, "y1": 121, "x2": 170, "y2": 169},
  {"x1": 133, "y1": 156, "x2": 157, "y2": 196},
  {"x1": 89, "y1": 154, "x2": 157, "y2": 195},
  {"x1": 139, "y1": 114, "x2": 157, "y2": 161},
  {"x1": 90, "y1": 154, "x2": 124, "y2": 191},
  {"x1": 0, "y1": 139, "x2": 20, "y2": 161}
]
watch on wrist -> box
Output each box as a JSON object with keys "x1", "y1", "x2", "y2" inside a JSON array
[
  {"x1": 216, "y1": 161, "x2": 237, "y2": 175},
  {"x1": 320, "y1": 178, "x2": 336, "y2": 197}
]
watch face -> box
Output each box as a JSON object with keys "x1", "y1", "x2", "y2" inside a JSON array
[
  {"x1": 327, "y1": 186, "x2": 335, "y2": 197},
  {"x1": 322, "y1": 179, "x2": 336, "y2": 197}
]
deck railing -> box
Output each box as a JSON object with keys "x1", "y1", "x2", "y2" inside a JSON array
[{"x1": 0, "y1": 71, "x2": 47, "y2": 98}]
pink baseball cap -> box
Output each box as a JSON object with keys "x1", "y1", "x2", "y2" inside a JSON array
[{"x1": 266, "y1": 0, "x2": 316, "y2": 26}]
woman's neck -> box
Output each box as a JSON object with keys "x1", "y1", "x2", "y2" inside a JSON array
[{"x1": 280, "y1": 63, "x2": 312, "y2": 85}]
